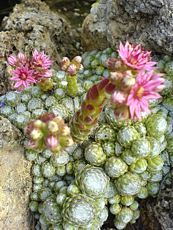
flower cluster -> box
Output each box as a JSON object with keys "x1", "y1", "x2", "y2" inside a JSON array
[
  {"x1": 7, "y1": 50, "x2": 52, "y2": 91},
  {"x1": 60, "y1": 56, "x2": 83, "y2": 97},
  {"x1": 25, "y1": 113, "x2": 74, "y2": 152},
  {"x1": 60, "y1": 56, "x2": 83, "y2": 76},
  {"x1": 107, "y1": 42, "x2": 165, "y2": 120}
]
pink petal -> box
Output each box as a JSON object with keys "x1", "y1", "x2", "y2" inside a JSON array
[
  {"x1": 14, "y1": 81, "x2": 22, "y2": 88},
  {"x1": 135, "y1": 103, "x2": 141, "y2": 119}
]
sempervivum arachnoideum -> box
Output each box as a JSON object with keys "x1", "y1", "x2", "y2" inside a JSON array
[
  {"x1": 75, "y1": 165, "x2": 110, "y2": 198},
  {"x1": 1, "y1": 45, "x2": 173, "y2": 230},
  {"x1": 62, "y1": 194, "x2": 97, "y2": 229}
]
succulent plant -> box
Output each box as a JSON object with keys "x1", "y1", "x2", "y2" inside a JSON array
[
  {"x1": 95, "y1": 124, "x2": 116, "y2": 142},
  {"x1": 117, "y1": 126, "x2": 140, "y2": 148},
  {"x1": 84, "y1": 142, "x2": 106, "y2": 166},
  {"x1": 76, "y1": 165, "x2": 109, "y2": 198},
  {"x1": 1, "y1": 46, "x2": 172, "y2": 230},
  {"x1": 116, "y1": 207, "x2": 133, "y2": 224},
  {"x1": 62, "y1": 194, "x2": 96, "y2": 227},
  {"x1": 105, "y1": 156, "x2": 128, "y2": 178},
  {"x1": 131, "y1": 138, "x2": 151, "y2": 158},
  {"x1": 39, "y1": 197, "x2": 62, "y2": 225},
  {"x1": 130, "y1": 158, "x2": 148, "y2": 174},
  {"x1": 115, "y1": 172, "x2": 142, "y2": 196},
  {"x1": 146, "y1": 113, "x2": 167, "y2": 138}
]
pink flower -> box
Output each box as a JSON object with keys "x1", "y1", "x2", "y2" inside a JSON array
[
  {"x1": 11, "y1": 66, "x2": 36, "y2": 90},
  {"x1": 32, "y1": 50, "x2": 52, "y2": 69},
  {"x1": 118, "y1": 42, "x2": 156, "y2": 71},
  {"x1": 127, "y1": 71, "x2": 164, "y2": 120}
]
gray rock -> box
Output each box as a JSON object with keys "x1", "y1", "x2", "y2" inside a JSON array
[
  {"x1": 0, "y1": 116, "x2": 32, "y2": 229},
  {"x1": 0, "y1": 0, "x2": 76, "y2": 94},
  {"x1": 82, "y1": 0, "x2": 173, "y2": 55},
  {"x1": 0, "y1": 116, "x2": 20, "y2": 148}
]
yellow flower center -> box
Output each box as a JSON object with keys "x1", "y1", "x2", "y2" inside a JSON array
[
  {"x1": 136, "y1": 86, "x2": 144, "y2": 98},
  {"x1": 38, "y1": 59, "x2": 43, "y2": 65},
  {"x1": 21, "y1": 73, "x2": 27, "y2": 80}
]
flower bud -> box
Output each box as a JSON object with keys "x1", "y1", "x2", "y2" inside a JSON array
[
  {"x1": 112, "y1": 91, "x2": 127, "y2": 104},
  {"x1": 123, "y1": 71, "x2": 136, "y2": 87},
  {"x1": 114, "y1": 106, "x2": 130, "y2": 121},
  {"x1": 53, "y1": 116, "x2": 64, "y2": 128},
  {"x1": 67, "y1": 137, "x2": 74, "y2": 146},
  {"x1": 6, "y1": 66, "x2": 13, "y2": 75},
  {"x1": 110, "y1": 72, "x2": 123, "y2": 82},
  {"x1": 46, "y1": 135, "x2": 59, "y2": 150},
  {"x1": 48, "y1": 120, "x2": 59, "y2": 133},
  {"x1": 17, "y1": 52, "x2": 27, "y2": 63},
  {"x1": 62, "y1": 126, "x2": 71, "y2": 136},
  {"x1": 7, "y1": 55, "x2": 17, "y2": 66},
  {"x1": 30, "y1": 129, "x2": 43, "y2": 140},
  {"x1": 60, "y1": 57, "x2": 70, "y2": 71},
  {"x1": 60, "y1": 136, "x2": 74, "y2": 147},
  {"x1": 27, "y1": 139, "x2": 38, "y2": 149},
  {"x1": 67, "y1": 64, "x2": 77, "y2": 76},
  {"x1": 72, "y1": 56, "x2": 82, "y2": 64},
  {"x1": 106, "y1": 58, "x2": 122, "y2": 70},
  {"x1": 34, "y1": 120, "x2": 44, "y2": 128}
]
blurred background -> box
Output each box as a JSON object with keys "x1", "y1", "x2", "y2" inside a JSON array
[
  {"x1": 0, "y1": 0, "x2": 20, "y2": 22},
  {"x1": 0, "y1": 0, "x2": 95, "y2": 25}
]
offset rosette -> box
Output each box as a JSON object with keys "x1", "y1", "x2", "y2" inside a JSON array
[
  {"x1": 62, "y1": 194, "x2": 95, "y2": 227},
  {"x1": 76, "y1": 165, "x2": 110, "y2": 198},
  {"x1": 115, "y1": 172, "x2": 142, "y2": 196},
  {"x1": 84, "y1": 142, "x2": 106, "y2": 166},
  {"x1": 105, "y1": 157, "x2": 128, "y2": 178},
  {"x1": 39, "y1": 197, "x2": 62, "y2": 225}
]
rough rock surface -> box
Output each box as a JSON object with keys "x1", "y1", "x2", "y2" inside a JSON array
[
  {"x1": 153, "y1": 180, "x2": 173, "y2": 230},
  {"x1": 82, "y1": 0, "x2": 173, "y2": 55},
  {"x1": 0, "y1": 116, "x2": 32, "y2": 229},
  {"x1": 0, "y1": 0, "x2": 76, "y2": 95}
]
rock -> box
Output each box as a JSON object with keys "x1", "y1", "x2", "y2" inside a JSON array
[
  {"x1": 82, "y1": 0, "x2": 173, "y2": 55},
  {"x1": 0, "y1": 116, "x2": 20, "y2": 148},
  {"x1": 0, "y1": 116, "x2": 32, "y2": 229},
  {"x1": 153, "y1": 182, "x2": 173, "y2": 229},
  {"x1": 0, "y1": 0, "x2": 76, "y2": 94}
]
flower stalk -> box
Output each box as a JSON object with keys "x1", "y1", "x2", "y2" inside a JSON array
[
  {"x1": 70, "y1": 78, "x2": 115, "y2": 142},
  {"x1": 60, "y1": 56, "x2": 83, "y2": 97},
  {"x1": 69, "y1": 42, "x2": 165, "y2": 142}
]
